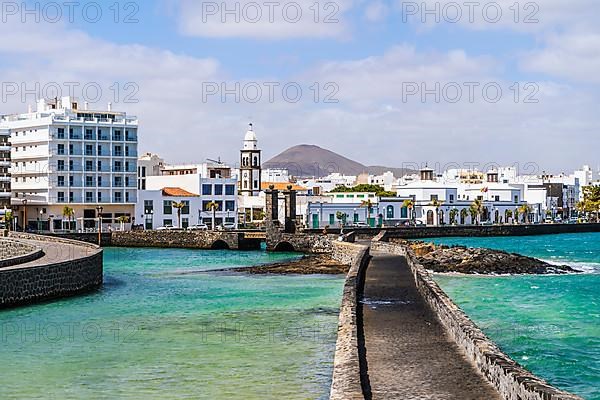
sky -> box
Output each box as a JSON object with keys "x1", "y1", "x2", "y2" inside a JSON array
[{"x1": 0, "y1": 0, "x2": 599, "y2": 173}]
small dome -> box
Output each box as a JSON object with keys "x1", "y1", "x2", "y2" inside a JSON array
[{"x1": 244, "y1": 130, "x2": 257, "y2": 142}]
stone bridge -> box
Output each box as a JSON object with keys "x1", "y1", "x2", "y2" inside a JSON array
[{"x1": 110, "y1": 230, "x2": 262, "y2": 250}]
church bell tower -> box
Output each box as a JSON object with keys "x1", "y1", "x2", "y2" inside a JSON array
[{"x1": 240, "y1": 123, "x2": 261, "y2": 196}]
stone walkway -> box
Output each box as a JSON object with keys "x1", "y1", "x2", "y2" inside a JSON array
[
  {"x1": 5, "y1": 239, "x2": 97, "y2": 269},
  {"x1": 361, "y1": 252, "x2": 501, "y2": 400}
]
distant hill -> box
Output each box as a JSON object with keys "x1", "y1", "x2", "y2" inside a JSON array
[{"x1": 264, "y1": 144, "x2": 416, "y2": 178}]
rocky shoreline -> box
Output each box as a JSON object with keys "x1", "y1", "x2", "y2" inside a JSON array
[
  {"x1": 393, "y1": 240, "x2": 581, "y2": 275},
  {"x1": 233, "y1": 254, "x2": 349, "y2": 275}
]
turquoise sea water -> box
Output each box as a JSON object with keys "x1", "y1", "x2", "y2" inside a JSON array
[
  {"x1": 0, "y1": 248, "x2": 345, "y2": 399},
  {"x1": 430, "y1": 233, "x2": 600, "y2": 400}
]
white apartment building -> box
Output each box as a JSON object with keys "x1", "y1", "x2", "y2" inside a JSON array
[
  {"x1": 0, "y1": 127, "x2": 10, "y2": 211},
  {"x1": 3, "y1": 97, "x2": 138, "y2": 231},
  {"x1": 137, "y1": 152, "x2": 165, "y2": 190}
]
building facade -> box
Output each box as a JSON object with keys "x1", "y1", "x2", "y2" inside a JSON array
[
  {"x1": 0, "y1": 127, "x2": 10, "y2": 210},
  {"x1": 3, "y1": 97, "x2": 138, "y2": 231}
]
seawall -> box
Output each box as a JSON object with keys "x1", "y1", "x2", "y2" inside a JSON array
[
  {"x1": 329, "y1": 241, "x2": 371, "y2": 400},
  {"x1": 371, "y1": 240, "x2": 582, "y2": 400},
  {"x1": 0, "y1": 239, "x2": 44, "y2": 268},
  {"x1": 1, "y1": 233, "x2": 103, "y2": 309}
]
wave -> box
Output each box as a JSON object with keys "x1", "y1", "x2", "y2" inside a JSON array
[{"x1": 540, "y1": 259, "x2": 600, "y2": 274}]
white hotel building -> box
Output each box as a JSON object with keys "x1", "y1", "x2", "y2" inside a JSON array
[{"x1": 2, "y1": 97, "x2": 138, "y2": 231}]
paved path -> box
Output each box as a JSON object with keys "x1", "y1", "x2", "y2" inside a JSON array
[
  {"x1": 361, "y1": 252, "x2": 501, "y2": 400},
  {"x1": 7, "y1": 239, "x2": 98, "y2": 269}
]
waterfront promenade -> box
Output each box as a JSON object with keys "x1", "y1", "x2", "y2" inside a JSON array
[{"x1": 362, "y1": 252, "x2": 501, "y2": 399}]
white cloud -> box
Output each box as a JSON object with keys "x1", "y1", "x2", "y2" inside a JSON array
[
  {"x1": 364, "y1": 1, "x2": 388, "y2": 22},
  {"x1": 176, "y1": 0, "x2": 353, "y2": 39}
]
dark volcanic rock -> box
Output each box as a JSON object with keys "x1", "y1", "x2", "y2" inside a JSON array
[
  {"x1": 232, "y1": 255, "x2": 349, "y2": 275},
  {"x1": 415, "y1": 245, "x2": 580, "y2": 275}
]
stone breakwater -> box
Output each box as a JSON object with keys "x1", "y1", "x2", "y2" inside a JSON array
[
  {"x1": 401, "y1": 240, "x2": 579, "y2": 274},
  {"x1": 0, "y1": 239, "x2": 44, "y2": 268},
  {"x1": 371, "y1": 240, "x2": 583, "y2": 400},
  {"x1": 0, "y1": 233, "x2": 103, "y2": 309},
  {"x1": 329, "y1": 241, "x2": 371, "y2": 400}
]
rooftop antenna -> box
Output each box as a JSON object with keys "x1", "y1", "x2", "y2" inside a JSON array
[{"x1": 207, "y1": 157, "x2": 224, "y2": 165}]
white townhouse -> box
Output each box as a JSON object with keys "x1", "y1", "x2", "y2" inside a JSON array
[
  {"x1": 306, "y1": 192, "x2": 380, "y2": 229},
  {"x1": 3, "y1": 97, "x2": 138, "y2": 232},
  {"x1": 137, "y1": 161, "x2": 238, "y2": 229}
]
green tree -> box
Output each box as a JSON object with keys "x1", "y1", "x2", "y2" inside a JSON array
[
  {"x1": 3, "y1": 210, "x2": 13, "y2": 231},
  {"x1": 577, "y1": 186, "x2": 600, "y2": 222},
  {"x1": 505, "y1": 209, "x2": 513, "y2": 224},
  {"x1": 460, "y1": 208, "x2": 469, "y2": 225},
  {"x1": 360, "y1": 199, "x2": 374, "y2": 227},
  {"x1": 449, "y1": 208, "x2": 458, "y2": 225},
  {"x1": 332, "y1": 184, "x2": 396, "y2": 197},
  {"x1": 206, "y1": 201, "x2": 220, "y2": 230},
  {"x1": 336, "y1": 211, "x2": 347, "y2": 229},
  {"x1": 469, "y1": 199, "x2": 483, "y2": 225},
  {"x1": 402, "y1": 199, "x2": 415, "y2": 223},
  {"x1": 116, "y1": 215, "x2": 130, "y2": 231},
  {"x1": 518, "y1": 204, "x2": 532, "y2": 224},
  {"x1": 63, "y1": 206, "x2": 75, "y2": 231},
  {"x1": 172, "y1": 201, "x2": 185, "y2": 228}
]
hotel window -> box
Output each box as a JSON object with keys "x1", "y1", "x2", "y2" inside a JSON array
[
  {"x1": 214, "y1": 184, "x2": 223, "y2": 196},
  {"x1": 114, "y1": 192, "x2": 122, "y2": 202},
  {"x1": 202, "y1": 184, "x2": 212, "y2": 195},
  {"x1": 125, "y1": 146, "x2": 130, "y2": 157},
  {"x1": 225, "y1": 185, "x2": 235, "y2": 196},
  {"x1": 58, "y1": 160, "x2": 65, "y2": 171},
  {"x1": 225, "y1": 201, "x2": 235, "y2": 211},
  {"x1": 69, "y1": 128, "x2": 75, "y2": 139},
  {"x1": 182, "y1": 201, "x2": 190, "y2": 214},
  {"x1": 57, "y1": 144, "x2": 65, "y2": 155},
  {"x1": 57, "y1": 176, "x2": 65, "y2": 187},
  {"x1": 57, "y1": 192, "x2": 65, "y2": 202},
  {"x1": 163, "y1": 200, "x2": 172, "y2": 214},
  {"x1": 114, "y1": 161, "x2": 122, "y2": 172},
  {"x1": 113, "y1": 130, "x2": 122, "y2": 141},
  {"x1": 85, "y1": 160, "x2": 93, "y2": 171},
  {"x1": 69, "y1": 144, "x2": 74, "y2": 155},
  {"x1": 98, "y1": 176, "x2": 103, "y2": 187},
  {"x1": 57, "y1": 128, "x2": 65, "y2": 139},
  {"x1": 125, "y1": 192, "x2": 130, "y2": 202},
  {"x1": 97, "y1": 160, "x2": 103, "y2": 171},
  {"x1": 97, "y1": 192, "x2": 103, "y2": 202},
  {"x1": 125, "y1": 161, "x2": 130, "y2": 172},
  {"x1": 85, "y1": 129, "x2": 93, "y2": 140},
  {"x1": 114, "y1": 176, "x2": 123, "y2": 187},
  {"x1": 69, "y1": 176, "x2": 74, "y2": 186},
  {"x1": 85, "y1": 144, "x2": 93, "y2": 155},
  {"x1": 86, "y1": 176, "x2": 93, "y2": 187},
  {"x1": 69, "y1": 192, "x2": 74, "y2": 202},
  {"x1": 69, "y1": 160, "x2": 74, "y2": 171},
  {"x1": 114, "y1": 146, "x2": 122, "y2": 157},
  {"x1": 86, "y1": 192, "x2": 93, "y2": 203},
  {"x1": 449, "y1": 194, "x2": 455, "y2": 203}
]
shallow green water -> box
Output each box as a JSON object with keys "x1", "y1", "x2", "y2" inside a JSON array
[
  {"x1": 431, "y1": 233, "x2": 600, "y2": 400},
  {"x1": 0, "y1": 248, "x2": 345, "y2": 399}
]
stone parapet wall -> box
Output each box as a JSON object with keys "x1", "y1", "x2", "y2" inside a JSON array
[
  {"x1": 1, "y1": 233, "x2": 103, "y2": 309},
  {"x1": 110, "y1": 230, "x2": 261, "y2": 250},
  {"x1": 371, "y1": 240, "x2": 582, "y2": 400},
  {"x1": 0, "y1": 239, "x2": 44, "y2": 268},
  {"x1": 329, "y1": 242, "x2": 371, "y2": 400}
]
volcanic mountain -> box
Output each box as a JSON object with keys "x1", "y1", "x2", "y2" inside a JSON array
[{"x1": 264, "y1": 144, "x2": 415, "y2": 178}]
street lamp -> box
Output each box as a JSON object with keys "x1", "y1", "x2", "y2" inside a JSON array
[
  {"x1": 96, "y1": 206, "x2": 103, "y2": 245},
  {"x1": 38, "y1": 209, "x2": 43, "y2": 232},
  {"x1": 22, "y1": 198, "x2": 27, "y2": 232}
]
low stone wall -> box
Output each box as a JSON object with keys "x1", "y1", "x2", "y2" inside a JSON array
[
  {"x1": 0, "y1": 239, "x2": 44, "y2": 268},
  {"x1": 110, "y1": 230, "x2": 261, "y2": 250},
  {"x1": 329, "y1": 241, "x2": 371, "y2": 400},
  {"x1": 371, "y1": 240, "x2": 582, "y2": 400},
  {"x1": 1, "y1": 233, "x2": 103, "y2": 309},
  {"x1": 267, "y1": 230, "x2": 336, "y2": 253}
]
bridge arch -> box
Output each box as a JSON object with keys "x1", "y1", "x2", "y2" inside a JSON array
[
  {"x1": 273, "y1": 241, "x2": 295, "y2": 252},
  {"x1": 211, "y1": 240, "x2": 230, "y2": 250}
]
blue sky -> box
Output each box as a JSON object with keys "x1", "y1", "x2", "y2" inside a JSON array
[{"x1": 1, "y1": 0, "x2": 599, "y2": 172}]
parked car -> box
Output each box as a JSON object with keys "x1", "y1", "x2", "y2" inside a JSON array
[
  {"x1": 554, "y1": 217, "x2": 563, "y2": 223},
  {"x1": 187, "y1": 224, "x2": 208, "y2": 231},
  {"x1": 352, "y1": 222, "x2": 370, "y2": 228},
  {"x1": 156, "y1": 225, "x2": 176, "y2": 231},
  {"x1": 218, "y1": 222, "x2": 237, "y2": 231}
]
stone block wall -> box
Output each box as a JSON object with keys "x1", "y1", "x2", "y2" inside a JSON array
[
  {"x1": 329, "y1": 242, "x2": 371, "y2": 400},
  {"x1": 110, "y1": 230, "x2": 251, "y2": 250},
  {"x1": 1, "y1": 234, "x2": 103, "y2": 309},
  {"x1": 371, "y1": 240, "x2": 582, "y2": 400}
]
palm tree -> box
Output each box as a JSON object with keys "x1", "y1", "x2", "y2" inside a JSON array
[
  {"x1": 505, "y1": 209, "x2": 513, "y2": 224},
  {"x1": 3, "y1": 210, "x2": 13, "y2": 231},
  {"x1": 336, "y1": 211, "x2": 347, "y2": 231},
  {"x1": 206, "y1": 201, "x2": 219, "y2": 230},
  {"x1": 460, "y1": 208, "x2": 469, "y2": 225},
  {"x1": 63, "y1": 206, "x2": 75, "y2": 231},
  {"x1": 518, "y1": 204, "x2": 532, "y2": 224},
  {"x1": 469, "y1": 199, "x2": 484, "y2": 225},
  {"x1": 360, "y1": 199, "x2": 374, "y2": 227},
  {"x1": 430, "y1": 199, "x2": 444, "y2": 226},
  {"x1": 116, "y1": 215, "x2": 130, "y2": 231},
  {"x1": 172, "y1": 201, "x2": 185, "y2": 229},
  {"x1": 449, "y1": 208, "x2": 458, "y2": 225},
  {"x1": 514, "y1": 208, "x2": 520, "y2": 224},
  {"x1": 402, "y1": 199, "x2": 415, "y2": 224}
]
